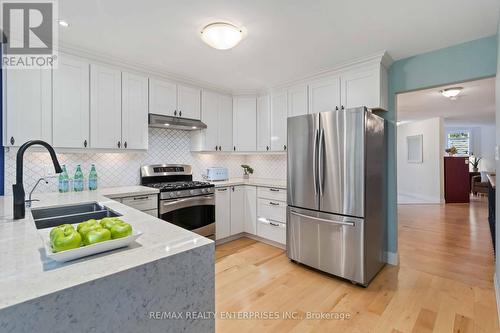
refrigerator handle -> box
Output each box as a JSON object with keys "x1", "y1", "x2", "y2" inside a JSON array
[
  {"x1": 290, "y1": 211, "x2": 355, "y2": 227},
  {"x1": 318, "y1": 128, "x2": 325, "y2": 196},
  {"x1": 313, "y1": 128, "x2": 319, "y2": 195}
]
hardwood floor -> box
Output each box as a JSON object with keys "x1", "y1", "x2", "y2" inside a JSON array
[{"x1": 215, "y1": 197, "x2": 499, "y2": 333}]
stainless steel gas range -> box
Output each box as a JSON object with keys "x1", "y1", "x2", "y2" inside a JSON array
[{"x1": 140, "y1": 164, "x2": 215, "y2": 240}]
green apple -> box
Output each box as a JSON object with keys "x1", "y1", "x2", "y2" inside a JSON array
[
  {"x1": 51, "y1": 227, "x2": 82, "y2": 253},
  {"x1": 109, "y1": 221, "x2": 132, "y2": 239},
  {"x1": 82, "y1": 227, "x2": 111, "y2": 245},
  {"x1": 99, "y1": 217, "x2": 123, "y2": 230},
  {"x1": 50, "y1": 224, "x2": 74, "y2": 242},
  {"x1": 77, "y1": 219, "x2": 98, "y2": 233}
]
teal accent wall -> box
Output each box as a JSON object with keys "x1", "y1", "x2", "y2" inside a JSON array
[{"x1": 384, "y1": 35, "x2": 498, "y2": 253}]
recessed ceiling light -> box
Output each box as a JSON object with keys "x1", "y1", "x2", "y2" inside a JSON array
[
  {"x1": 164, "y1": 123, "x2": 170, "y2": 126},
  {"x1": 57, "y1": 19, "x2": 69, "y2": 27},
  {"x1": 440, "y1": 87, "x2": 462, "y2": 99},
  {"x1": 192, "y1": 126, "x2": 197, "y2": 129},
  {"x1": 200, "y1": 22, "x2": 243, "y2": 50}
]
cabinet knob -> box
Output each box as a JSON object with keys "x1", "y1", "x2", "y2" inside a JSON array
[
  {"x1": 10, "y1": 137, "x2": 15, "y2": 145},
  {"x1": 341, "y1": 105, "x2": 345, "y2": 110},
  {"x1": 218, "y1": 146, "x2": 221, "y2": 151},
  {"x1": 335, "y1": 106, "x2": 339, "y2": 111},
  {"x1": 283, "y1": 145, "x2": 287, "y2": 151},
  {"x1": 215, "y1": 145, "x2": 218, "y2": 151},
  {"x1": 179, "y1": 110, "x2": 182, "y2": 117},
  {"x1": 83, "y1": 139, "x2": 87, "y2": 148},
  {"x1": 117, "y1": 141, "x2": 121, "y2": 148},
  {"x1": 266, "y1": 146, "x2": 269, "y2": 151},
  {"x1": 174, "y1": 110, "x2": 177, "y2": 116},
  {"x1": 124, "y1": 141, "x2": 128, "y2": 149},
  {"x1": 233, "y1": 146, "x2": 236, "y2": 151}
]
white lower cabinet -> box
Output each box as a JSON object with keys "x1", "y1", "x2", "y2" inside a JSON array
[
  {"x1": 230, "y1": 186, "x2": 245, "y2": 235},
  {"x1": 113, "y1": 194, "x2": 158, "y2": 217},
  {"x1": 215, "y1": 187, "x2": 231, "y2": 240},
  {"x1": 215, "y1": 185, "x2": 286, "y2": 246}
]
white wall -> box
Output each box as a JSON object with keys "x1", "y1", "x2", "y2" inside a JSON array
[
  {"x1": 444, "y1": 125, "x2": 496, "y2": 172},
  {"x1": 397, "y1": 117, "x2": 444, "y2": 204}
]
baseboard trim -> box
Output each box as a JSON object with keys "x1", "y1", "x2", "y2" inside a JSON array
[
  {"x1": 215, "y1": 232, "x2": 286, "y2": 250},
  {"x1": 495, "y1": 273, "x2": 500, "y2": 324},
  {"x1": 384, "y1": 251, "x2": 399, "y2": 266}
]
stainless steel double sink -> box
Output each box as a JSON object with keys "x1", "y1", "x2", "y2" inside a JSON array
[{"x1": 31, "y1": 202, "x2": 122, "y2": 229}]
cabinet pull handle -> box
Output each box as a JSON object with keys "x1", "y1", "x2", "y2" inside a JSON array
[
  {"x1": 283, "y1": 145, "x2": 287, "y2": 151},
  {"x1": 269, "y1": 201, "x2": 279, "y2": 206},
  {"x1": 218, "y1": 146, "x2": 221, "y2": 151},
  {"x1": 117, "y1": 141, "x2": 121, "y2": 148},
  {"x1": 84, "y1": 139, "x2": 87, "y2": 148},
  {"x1": 269, "y1": 188, "x2": 280, "y2": 192},
  {"x1": 215, "y1": 146, "x2": 218, "y2": 151},
  {"x1": 217, "y1": 188, "x2": 228, "y2": 192},
  {"x1": 233, "y1": 146, "x2": 236, "y2": 151},
  {"x1": 124, "y1": 141, "x2": 128, "y2": 149},
  {"x1": 179, "y1": 110, "x2": 182, "y2": 117},
  {"x1": 10, "y1": 136, "x2": 15, "y2": 145},
  {"x1": 269, "y1": 222, "x2": 280, "y2": 227},
  {"x1": 174, "y1": 110, "x2": 177, "y2": 116},
  {"x1": 266, "y1": 146, "x2": 269, "y2": 151},
  {"x1": 133, "y1": 196, "x2": 150, "y2": 200}
]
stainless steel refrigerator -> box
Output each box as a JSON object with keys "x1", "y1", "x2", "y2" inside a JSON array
[{"x1": 286, "y1": 106, "x2": 386, "y2": 286}]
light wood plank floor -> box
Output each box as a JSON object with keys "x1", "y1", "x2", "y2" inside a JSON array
[{"x1": 215, "y1": 197, "x2": 499, "y2": 333}]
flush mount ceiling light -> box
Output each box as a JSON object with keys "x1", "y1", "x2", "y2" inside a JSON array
[
  {"x1": 200, "y1": 22, "x2": 243, "y2": 50},
  {"x1": 440, "y1": 87, "x2": 463, "y2": 100}
]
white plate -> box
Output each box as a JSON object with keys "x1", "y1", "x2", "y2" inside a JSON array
[{"x1": 41, "y1": 225, "x2": 142, "y2": 263}]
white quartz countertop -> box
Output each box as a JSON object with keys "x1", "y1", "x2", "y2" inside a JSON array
[
  {"x1": 0, "y1": 186, "x2": 212, "y2": 310},
  {"x1": 207, "y1": 178, "x2": 287, "y2": 189}
]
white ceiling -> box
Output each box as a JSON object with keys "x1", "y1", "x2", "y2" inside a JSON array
[
  {"x1": 397, "y1": 77, "x2": 496, "y2": 126},
  {"x1": 58, "y1": 0, "x2": 499, "y2": 93}
]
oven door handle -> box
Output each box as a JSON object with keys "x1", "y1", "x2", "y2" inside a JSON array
[{"x1": 160, "y1": 195, "x2": 214, "y2": 214}]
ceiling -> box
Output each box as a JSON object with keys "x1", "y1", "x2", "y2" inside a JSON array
[
  {"x1": 397, "y1": 77, "x2": 496, "y2": 126},
  {"x1": 58, "y1": 0, "x2": 499, "y2": 93}
]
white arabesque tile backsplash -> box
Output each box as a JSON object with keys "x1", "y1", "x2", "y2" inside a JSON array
[{"x1": 4, "y1": 128, "x2": 287, "y2": 195}]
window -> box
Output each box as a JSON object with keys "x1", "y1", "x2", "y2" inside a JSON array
[{"x1": 447, "y1": 131, "x2": 470, "y2": 155}]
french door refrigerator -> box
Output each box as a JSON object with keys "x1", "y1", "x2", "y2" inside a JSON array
[{"x1": 286, "y1": 106, "x2": 386, "y2": 286}]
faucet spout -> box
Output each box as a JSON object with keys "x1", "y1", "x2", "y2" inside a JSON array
[{"x1": 13, "y1": 140, "x2": 62, "y2": 220}]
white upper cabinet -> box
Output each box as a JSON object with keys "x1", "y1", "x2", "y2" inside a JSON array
[
  {"x1": 287, "y1": 84, "x2": 308, "y2": 117},
  {"x1": 53, "y1": 55, "x2": 89, "y2": 148},
  {"x1": 219, "y1": 95, "x2": 233, "y2": 151},
  {"x1": 4, "y1": 68, "x2": 52, "y2": 146},
  {"x1": 341, "y1": 67, "x2": 387, "y2": 110},
  {"x1": 192, "y1": 91, "x2": 232, "y2": 152},
  {"x1": 122, "y1": 72, "x2": 149, "y2": 150},
  {"x1": 256, "y1": 95, "x2": 270, "y2": 152},
  {"x1": 271, "y1": 91, "x2": 287, "y2": 151},
  {"x1": 233, "y1": 97, "x2": 257, "y2": 151},
  {"x1": 90, "y1": 64, "x2": 122, "y2": 149},
  {"x1": 308, "y1": 75, "x2": 341, "y2": 114},
  {"x1": 200, "y1": 90, "x2": 219, "y2": 151},
  {"x1": 149, "y1": 78, "x2": 177, "y2": 116},
  {"x1": 177, "y1": 84, "x2": 201, "y2": 120}
]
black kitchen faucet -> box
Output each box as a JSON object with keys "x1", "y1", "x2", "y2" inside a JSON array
[{"x1": 12, "y1": 140, "x2": 62, "y2": 220}]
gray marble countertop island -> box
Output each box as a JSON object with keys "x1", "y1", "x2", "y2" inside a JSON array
[{"x1": 0, "y1": 186, "x2": 214, "y2": 333}]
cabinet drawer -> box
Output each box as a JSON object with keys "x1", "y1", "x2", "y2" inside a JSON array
[
  {"x1": 257, "y1": 219, "x2": 286, "y2": 244},
  {"x1": 257, "y1": 198, "x2": 286, "y2": 223},
  {"x1": 121, "y1": 194, "x2": 158, "y2": 211},
  {"x1": 257, "y1": 187, "x2": 287, "y2": 201}
]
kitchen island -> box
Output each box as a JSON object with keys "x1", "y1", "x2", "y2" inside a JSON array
[{"x1": 0, "y1": 186, "x2": 214, "y2": 333}]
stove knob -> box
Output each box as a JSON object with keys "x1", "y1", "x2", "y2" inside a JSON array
[
  {"x1": 169, "y1": 192, "x2": 175, "y2": 198},
  {"x1": 177, "y1": 191, "x2": 181, "y2": 196},
  {"x1": 201, "y1": 188, "x2": 206, "y2": 193},
  {"x1": 190, "y1": 190, "x2": 195, "y2": 195}
]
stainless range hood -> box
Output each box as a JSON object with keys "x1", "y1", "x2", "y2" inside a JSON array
[{"x1": 148, "y1": 114, "x2": 207, "y2": 131}]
